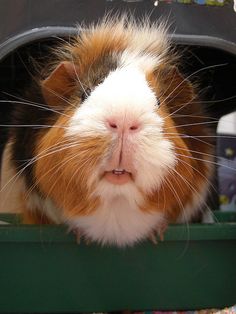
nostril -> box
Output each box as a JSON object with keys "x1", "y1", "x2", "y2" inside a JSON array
[
  {"x1": 107, "y1": 120, "x2": 118, "y2": 130},
  {"x1": 129, "y1": 124, "x2": 139, "y2": 131},
  {"x1": 107, "y1": 119, "x2": 140, "y2": 132},
  {"x1": 109, "y1": 122, "x2": 118, "y2": 129}
]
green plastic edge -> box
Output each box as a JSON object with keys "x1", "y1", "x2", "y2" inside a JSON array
[
  {"x1": 0, "y1": 216, "x2": 236, "y2": 243},
  {"x1": 0, "y1": 211, "x2": 236, "y2": 312}
]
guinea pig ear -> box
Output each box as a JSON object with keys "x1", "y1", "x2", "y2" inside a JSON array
[{"x1": 41, "y1": 61, "x2": 79, "y2": 107}]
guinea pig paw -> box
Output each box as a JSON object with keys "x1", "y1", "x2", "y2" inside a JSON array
[
  {"x1": 157, "y1": 221, "x2": 168, "y2": 242},
  {"x1": 85, "y1": 237, "x2": 92, "y2": 246},
  {"x1": 71, "y1": 229, "x2": 81, "y2": 244},
  {"x1": 148, "y1": 231, "x2": 158, "y2": 245}
]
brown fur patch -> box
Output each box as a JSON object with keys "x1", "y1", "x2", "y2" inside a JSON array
[
  {"x1": 14, "y1": 189, "x2": 53, "y2": 224},
  {"x1": 21, "y1": 205, "x2": 53, "y2": 224},
  {"x1": 34, "y1": 113, "x2": 111, "y2": 220},
  {"x1": 145, "y1": 67, "x2": 213, "y2": 221},
  {"x1": 41, "y1": 61, "x2": 79, "y2": 107}
]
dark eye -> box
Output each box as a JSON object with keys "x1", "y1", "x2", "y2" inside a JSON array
[
  {"x1": 81, "y1": 88, "x2": 91, "y2": 102},
  {"x1": 155, "y1": 98, "x2": 160, "y2": 107}
]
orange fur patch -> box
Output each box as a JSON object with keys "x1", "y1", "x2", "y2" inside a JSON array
[
  {"x1": 34, "y1": 113, "x2": 111, "y2": 221},
  {"x1": 145, "y1": 67, "x2": 213, "y2": 221}
]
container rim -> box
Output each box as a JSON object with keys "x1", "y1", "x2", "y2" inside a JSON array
[
  {"x1": 0, "y1": 219, "x2": 236, "y2": 243},
  {"x1": 0, "y1": 26, "x2": 236, "y2": 62},
  {"x1": 1, "y1": 210, "x2": 236, "y2": 243}
]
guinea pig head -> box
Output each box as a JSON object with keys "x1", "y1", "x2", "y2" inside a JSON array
[{"x1": 34, "y1": 24, "x2": 212, "y2": 245}]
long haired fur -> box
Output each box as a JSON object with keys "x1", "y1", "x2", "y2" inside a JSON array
[{"x1": 0, "y1": 16, "x2": 214, "y2": 246}]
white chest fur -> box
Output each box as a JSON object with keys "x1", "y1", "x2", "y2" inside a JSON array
[{"x1": 67, "y1": 194, "x2": 165, "y2": 247}]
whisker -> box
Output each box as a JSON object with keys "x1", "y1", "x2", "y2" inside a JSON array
[
  {"x1": 0, "y1": 139, "x2": 80, "y2": 195},
  {"x1": 0, "y1": 124, "x2": 67, "y2": 129},
  {"x1": 162, "y1": 133, "x2": 214, "y2": 147},
  {"x1": 157, "y1": 69, "x2": 180, "y2": 101},
  {"x1": 160, "y1": 63, "x2": 228, "y2": 106},
  {"x1": 164, "y1": 133, "x2": 236, "y2": 140},
  {"x1": 0, "y1": 140, "x2": 82, "y2": 217},
  {"x1": 168, "y1": 165, "x2": 212, "y2": 247},
  {"x1": 15, "y1": 52, "x2": 78, "y2": 109},
  {"x1": 175, "y1": 153, "x2": 236, "y2": 172},
  {"x1": 162, "y1": 84, "x2": 198, "y2": 112},
  {"x1": 43, "y1": 147, "x2": 98, "y2": 208},
  {"x1": 69, "y1": 54, "x2": 89, "y2": 98},
  {"x1": 27, "y1": 147, "x2": 82, "y2": 197},
  {"x1": 52, "y1": 35, "x2": 91, "y2": 102},
  {"x1": 192, "y1": 94, "x2": 236, "y2": 105},
  {"x1": 160, "y1": 67, "x2": 231, "y2": 121},
  {"x1": 164, "y1": 120, "x2": 218, "y2": 130},
  {"x1": 2, "y1": 96, "x2": 74, "y2": 119},
  {"x1": 165, "y1": 176, "x2": 186, "y2": 222},
  {"x1": 174, "y1": 145, "x2": 216, "y2": 161},
  {"x1": 163, "y1": 133, "x2": 236, "y2": 151},
  {"x1": 175, "y1": 155, "x2": 218, "y2": 195},
  {"x1": 173, "y1": 114, "x2": 219, "y2": 121},
  {"x1": 172, "y1": 162, "x2": 213, "y2": 220},
  {"x1": 164, "y1": 94, "x2": 197, "y2": 119}
]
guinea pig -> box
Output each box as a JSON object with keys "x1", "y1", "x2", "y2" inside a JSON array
[{"x1": 0, "y1": 16, "x2": 214, "y2": 246}]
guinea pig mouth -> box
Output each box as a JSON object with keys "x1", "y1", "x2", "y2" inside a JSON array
[
  {"x1": 103, "y1": 169, "x2": 132, "y2": 185},
  {"x1": 112, "y1": 169, "x2": 127, "y2": 175}
]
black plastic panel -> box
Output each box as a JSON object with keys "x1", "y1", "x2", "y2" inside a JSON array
[{"x1": 0, "y1": 0, "x2": 236, "y2": 59}]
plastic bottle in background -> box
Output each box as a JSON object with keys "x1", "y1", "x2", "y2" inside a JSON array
[{"x1": 217, "y1": 112, "x2": 236, "y2": 211}]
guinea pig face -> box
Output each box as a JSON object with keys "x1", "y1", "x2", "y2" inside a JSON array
[
  {"x1": 66, "y1": 63, "x2": 176, "y2": 201},
  {"x1": 35, "y1": 19, "x2": 213, "y2": 246}
]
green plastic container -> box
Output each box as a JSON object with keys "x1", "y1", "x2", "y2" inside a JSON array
[{"x1": 0, "y1": 211, "x2": 236, "y2": 313}]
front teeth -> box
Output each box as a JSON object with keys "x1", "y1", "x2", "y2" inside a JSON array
[{"x1": 112, "y1": 169, "x2": 126, "y2": 175}]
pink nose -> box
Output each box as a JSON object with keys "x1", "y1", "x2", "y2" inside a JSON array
[{"x1": 107, "y1": 118, "x2": 140, "y2": 133}]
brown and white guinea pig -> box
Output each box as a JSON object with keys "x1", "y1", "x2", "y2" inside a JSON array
[{"x1": 0, "y1": 17, "x2": 214, "y2": 246}]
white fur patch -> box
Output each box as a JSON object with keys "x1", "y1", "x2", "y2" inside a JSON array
[
  {"x1": 66, "y1": 62, "x2": 176, "y2": 192},
  {"x1": 67, "y1": 193, "x2": 165, "y2": 247},
  {"x1": 0, "y1": 141, "x2": 62, "y2": 223},
  {"x1": 120, "y1": 50, "x2": 159, "y2": 73},
  {"x1": 66, "y1": 64, "x2": 158, "y2": 137},
  {"x1": 26, "y1": 192, "x2": 62, "y2": 224},
  {"x1": 64, "y1": 62, "x2": 177, "y2": 246}
]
